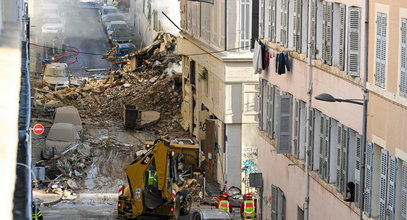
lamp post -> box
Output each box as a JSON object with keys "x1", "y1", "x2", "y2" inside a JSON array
[{"x1": 315, "y1": 92, "x2": 367, "y2": 220}]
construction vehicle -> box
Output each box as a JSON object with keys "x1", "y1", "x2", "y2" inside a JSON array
[{"x1": 117, "y1": 139, "x2": 201, "y2": 219}]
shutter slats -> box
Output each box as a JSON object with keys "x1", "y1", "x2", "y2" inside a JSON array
[
  {"x1": 277, "y1": 94, "x2": 292, "y2": 154},
  {"x1": 401, "y1": 162, "x2": 407, "y2": 220},
  {"x1": 400, "y1": 19, "x2": 407, "y2": 97},
  {"x1": 348, "y1": 6, "x2": 361, "y2": 76},
  {"x1": 354, "y1": 134, "x2": 362, "y2": 207},
  {"x1": 294, "y1": 99, "x2": 300, "y2": 158},
  {"x1": 336, "y1": 123, "x2": 343, "y2": 191},
  {"x1": 310, "y1": 0, "x2": 317, "y2": 58},
  {"x1": 341, "y1": 127, "x2": 348, "y2": 194},
  {"x1": 339, "y1": 4, "x2": 346, "y2": 70},
  {"x1": 375, "y1": 12, "x2": 387, "y2": 87},
  {"x1": 326, "y1": 2, "x2": 333, "y2": 65},
  {"x1": 388, "y1": 156, "x2": 397, "y2": 220},
  {"x1": 280, "y1": 0, "x2": 289, "y2": 47},
  {"x1": 365, "y1": 142, "x2": 374, "y2": 217},
  {"x1": 271, "y1": 185, "x2": 278, "y2": 220},
  {"x1": 293, "y1": 0, "x2": 302, "y2": 52},
  {"x1": 270, "y1": 0, "x2": 276, "y2": 42},
  {"x1": 379, "y1": 149, "x2": 389, "y2": 220}
]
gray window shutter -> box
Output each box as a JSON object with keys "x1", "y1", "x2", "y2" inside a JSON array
[
  {"x1": 281, "y1": 0, "x2": 289, "y2": 47},
  {"x1": 263, "y1": 82, "x2": 269, "y2": 131},
  {"x1": 270, "y1": 0, "x2": 276, "y2": 42},
  {"x1": 322, "y1": 2, "x2": 333, "y2": 65},
  {"x1": 400, "y1": 19, "x2": 407, "y2": 98},
  {"x1": 401, "y1": 162, "x2": 407, "y2": 220},
  {"x1": 310, "y1": 0, "x2": 317, "y2": 58},
  {"x1": 365, "y1": 141, "x2": 374, "y2": 217},
  {"x1": 348, "y1": 6, "x2": 361, "y2": 76},
  {"x1": 354, "y1": 133, "x2": 362, "y2": 208},
  {"x1": 323, "y1": 117, "x2": 330, "y2": 181},
  {"x1": 379, "y1": 149, "x2": 389, "y2": 220},
  {"x1": 259, "y1": 79, "x2": 263, "y2": 130},
  {"x1": 268, "y1": 84, "x2": 275, "y2": 138},
  {"x1": 387, "y1": 156, "x2": 397, "y2": 220},
  {"x1": 271, "y1": 184, "x2": 278, "y2": 220},
  {"x1": 336, "y1": 123, "x2": 343, "y2": 192},
  {"x1": 338, "y1": 4, "x2": 346, "y2": 70},
  {"x1": 273, "y1": 87, "x2": 281, "y2": 138},
  {"x1": 276, "y1": 94, "x2": 292, "y2": 154},
  {"x1": 319, "y1": 114, "x2": 325, "y2": 177},
  {"x1": 259, "y1": 0, "x2": 265, "y2": 39},
  {"x1": 277, "y1": 188, "x2": 286, "y2": 220},
  {"x1": 265, "y1": 83, "x2": 270, "y2": 134},
  {"x1": 375, "y1": 12, "x2": 387, "y2": 87},
  {"x1": 293, "y1": 99, "x2": 300, "y2": 158},
  {"x1": 341, "y1": 126, "x2": 349, "y2": 194},
  {"x1": 293, "y1": 0, "x2": 302, "y2": 52},
  {"x1": 307, "y1": 108, "x2": 314, "y2": 168}
]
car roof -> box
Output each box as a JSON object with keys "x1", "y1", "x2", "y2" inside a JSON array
[
  {"x1": 54, "y1": 106, "x2": 81, "y2": 124},
  {"x1": 110, "y1": 20, "x2": 127, "y2": 25},
  {"x1": 118, "y1": 43, "x2": 136, "y2": 48},
  {"x1": 101, "y1": 5, "x2": 117, "y2": 10},
  {"x1": 193, "y1": 208, "x2": 232, "y2": 219},
  {"x1": 45, "y1": 63, "x2": 67, "y2": 69},
  {"x1": 47, "y1": 123, "x2": 79, "y2": 142}
]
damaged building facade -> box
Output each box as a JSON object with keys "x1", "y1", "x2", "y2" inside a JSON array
[
  {"x1": 178, "y1": 0, "x2": 259, "y2": 189},
  {"x1": 255, "y1": 0, "x2": 366, "y2": 219}
]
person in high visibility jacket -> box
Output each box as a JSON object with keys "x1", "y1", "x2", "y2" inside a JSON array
[
  {"x1": 216, "y1": 192, "x2": 233, "y2": 214},
  {"x1": 240, "y1": 193, "x2": 256, "y2": 219},
  {"x1": 32, "y1": 203, "x2": 43, "y2": 220}
]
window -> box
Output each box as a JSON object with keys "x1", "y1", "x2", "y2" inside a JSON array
[
  {"x1": 190, "y1": 60, "x2": 196, "y2": 86},
  {"x1": 332, "y1": 3, "x2": 346, "y2": 70},
  {"x1": 375, "y1": 12, "x2": 387, "y2": 88},
  {"x1": 269, "y1": 0, "x2": 277, "y2": 42},
  {"x1": 293, "y1": 0, "x2": 302, "y2": 52},
  {"x1": 240, "y1": 0, "x2": 252, "y2": 51},
  {"x1": 276, "y1": 93, "x2": 292, "y2": 154},
  {"x1": 310, "y1": 0, "x2": 317, "y2": 58},
  {"x1": 400, "y1": 161, "x2": 407, "y2": 220},
  {"x1": 243, "y1": 84, "x2": 258, "y2": 113},
  {"x1": 266, "y1": 83, "x2": 275, "y2": 138},
  {"x1": 318, "y1": 113, "x2": 330, "y2": 182},
  {"x1": 271, "y1": 185, "x2": 286, "y2": 220},
  {"x1": 400, "y1": 18, "x2": 407, "y2": 98},
  {"x1": 259, "y1": 0, "x2": 265, "y2": 39},
  {"x1": 379, "y1": 149, "x2": 389, "y2": 220},
  {"x1": 387, "y1": 156, "x2": 397, "y2": 220},
  {"x1": 347, "y1": 6, "x2": 361, "y2": 76},
  {"x1": 293, "y1": 99, "x2": 306, "y2": 159},
  {"x1": 322, "y1": 1, "x2": 333, "y2": 65},
  {"x1": 280, "y1": 0, "x2": 289, "y2": 47}
]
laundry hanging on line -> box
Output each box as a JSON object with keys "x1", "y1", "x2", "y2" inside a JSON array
[{"x1": 276, "y1": 52, "x2": 291, "y2": 75}]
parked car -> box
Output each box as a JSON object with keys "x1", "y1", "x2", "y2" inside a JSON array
[
  {"x1": 106, "y1": 20, "x2": 128, "y2": 38},
  {"x1": 110, "y1": 27, "x2": 133, "y2": 44},
  {"x1": 43, "y1": 63, "x2": 70, "y2": 90},
  {"x1": 79, "y1": 1, "x2": 101, "y2": 9},
  {"x1": 42, "y1": 123, "x2": 80, "y2": 160},
  {"x1": 53, "y1": 106, "x2": 83, "y2": 135},
  {"x1": 190, "y1": 209, "x2": 233, "y2": 220},
  {"x1": 114, "y1": 43, "x2": 136, "y2": 68},
  {"x1": 99, "y1": 5, "x2": 119, "y2": 17},
  {"x1": 101, "y1": 13, "x2": 125, "y2": 29}
]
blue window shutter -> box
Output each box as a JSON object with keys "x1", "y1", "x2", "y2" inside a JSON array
[
  {"x1": 379, "y1": 149, "x2": 389, "y2": 220},
  {"x1": 276, "y1": 94, "x2": 292, "y2": 154},
  {"x1": 387, "y1": 156, "x2": 397, "y2": 220},
  {"x1": 365, "y1": 141, "x2": 374, "y2": 217},
  {"x1": 401, "y1": 161, "x2": 407, "y2": 220}
]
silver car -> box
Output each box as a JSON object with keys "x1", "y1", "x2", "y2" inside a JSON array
[
  {"x1": 53, "y1": 106, "x2": 83, "y2": 135},
  {"x1": 190, "y1": 208, "x2": 233, "y2": 220},
  {"x1": 43, "y1": 63, "x2": 70, "y2": 90},
  {"x1": 43, "y1": 123, "x2": 80, "y2": 160}
]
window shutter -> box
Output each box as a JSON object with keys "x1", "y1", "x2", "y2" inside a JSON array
[
  {"x1": 341, "y1": 126, "x2": 349, "y2": 194},
  {"x1": 322, "y1": 1, "x2": 327, "y2": 62},
  {"x1": 338, "y1": 4, "x2": 346, "y2": 70},
  {"x1": 401, "y1": 162, "x2": 407, "y2": 220},
  {"x1": 379, "y1": 149, "x2": 389, "y2": 220},
  {"x1": 270, "y1": 0, "x2": 276, "y2": 42},
  {"x1": 323, "y1": 117, "x2": 330, "y2": 181},
  {"x1": 354, "y1": 133, "x2": 362, "y2": 208},
  {"x1": 281, "y1": 0, "x2": 289, "y2": 47},
  {"x1": 271, "y1": 184, "x2": 278, "y2": 220},
  {"x1": 268, "y1": 84, "x2": 275, "y2": 138},
  {"x1": 400, "y1": 19, "x2": 407, "y2": 98},
  {"x1": 276, "y1": 94, "x2": 292, "y2": 154},
  {"x1": 293, "y1": 0, "x2": 302, "y2": 52},
  {"x1": 307, "y1": 108, "x2": 314, "y2": 168},
  {"x1": 319, "y1": 114, "x2": 325, "y2": 177},
  {"x1": 365, "y1": 141, "x2": 374, "y2": 217},
  {"x1": 310, "y1": 0, "x2": 317, "y2": 58},
  {"x1": 259, "y1": 79, "x2": 264, "y2": 130},
  {"x1": 325, "y1": 2, "x2": 333, "y2": 65},
  {"x1": 265, "y1": 83, "x2": 270, "y2": 134},
  {"x1": 240, "y1": 0, "x2": 251, "y2": 50},
  {"x1": 273, "y1": 87, "x2": 280, "y2": 138},
  {"x1": 375, "y1": 12, "x2": 387, "y2": 87},
  {"x1": 259, "y1": 0, "x2": 265, "y2": 39},
  {"x1": 387, "y1": 156, "x2": 397, "y2": 220},
  {"x1": 293, "y1": 99, "x2": 300, "y2": 158},
  {"x1": 348, "y1": 6, "x2": 361, "y2": 76},
  {"x1": 336, "y1": 123, "x2": 343, "y2": 191}
]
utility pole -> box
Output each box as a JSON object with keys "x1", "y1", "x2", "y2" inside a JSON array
[
  {"x1": 359, "y1": 0, "x2": 369, "y2": 219},
  {"x1": 304, "y1": 0, "x2": 313, "y2": 219}
]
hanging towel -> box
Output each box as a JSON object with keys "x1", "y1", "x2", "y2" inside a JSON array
[{"x1": 253, "y1": 40, "x2": 262, "y2": 74}]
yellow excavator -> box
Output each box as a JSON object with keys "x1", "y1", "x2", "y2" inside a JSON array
[{"x1": 117, "y1": 139, "x2": 200, "y2": 219}]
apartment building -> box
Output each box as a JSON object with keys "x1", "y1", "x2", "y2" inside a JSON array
[
  {"x1": 256, "y1": 0, "x2": 366, "y2": 219},
  {"x1": 364, "y1": 1, "x2": 407, "y2": 220},
  {"x1": 178, "y1": 0, "x2": 258, "y2": 188}
]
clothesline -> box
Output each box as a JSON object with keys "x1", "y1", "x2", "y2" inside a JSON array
[{"x1": 253, "y1": 39, "x2": 291, "y2": 75}]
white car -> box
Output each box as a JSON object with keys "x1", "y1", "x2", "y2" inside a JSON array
[
  {"x1": 53, "y1": 106, "x2": 83, "y2": 135},
  {"x1": 42, "y1": 123, "x2": 80, "y2": 160},
  {"x1": 42, "y1": 13, "x2": 64, "y2": 35},
  {"x1": 101, "y1": 13, "x2": 125, "y2": 29},
  {"x1": 99, "y1": 5, "x2": 119, "y2": 17},
  {"x1": 43, "y1": 63, "x2": 70, "y2": 90},
  {"x1": 106, "y1": 20, "x2": 128, "y2": 38}
]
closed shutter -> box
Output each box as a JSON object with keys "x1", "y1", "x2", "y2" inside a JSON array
[
  {"x1": 354, "y1": 133, "x2": 362, "y2": 208},
  {"x1": 338, "y1": 4, "x2": 346, "y2": 70},
  {"x1": 259, "y1": 0, "x2": 265, "y2": 39},
  {"x1": 268, "y1": 84, "x2": 275, "y2": 138},
  {"x1": 348, "y1": 6, "x2": 361, "y2": 76},
  {"x1": 281, "y1": 0, "x2": 289, "y2": 47},
  {"x1": 276, "y1": 94, "x2": 292, "y2": 154},
  {"x1": 240, "y1": 0, "x2": 251, "y2": 50},
  {"x1": 323, "y1": 117, "x2": 330, "y2": 181},
  {"x1": 271, "y1": 184, "x2": 278, "y2": 220},
  {"x1": 273, "y1": 87, "x2": 281, "y2": 139},
  {"x1": 341, "y1": 127, "x2": 349, "y2": 194},
  {"x1": 259, "y1": 79, "x2": 263, "y2": 130},
  {"x1": 401, "y1": 162, "x2": 407, "y2": 220},
  {"x1": 277, "y1": 189, "x2": 285, "y2": 220},
  {"x1": 293, "y1": 99, "x2": 300, "y2": 158},
  {"x1": 293, "y1": 0, "x2": 302, "y2": 52},
  {"x1": 319, "y1": 114, "x2": 325, "y2": 177},
  {"x1": 365, "y1": 142, "x2": 374, "y2": 217},
  {"x1": 388, "y1": 156, "x2": 397, "y2": 220},
  {"x1": 265, "y1": 83, "x2": 270, "y2": 134},
  {"x1": 379, "y1": 149, "x2": 389, "y2": 220},
  {"x1": 375, "y1": 12, "x2": 387, "y2": 87},
  {"x1": 270, "y1": 0, "x2": 276, "y2": 42},
  {"x1": 310, "y1": 0, "x2": 317, "y2": 58},
  {"x1": 400, "y1": 19, "x2": 407, "y2": 98},
  {"x1": 307, "y1": 108, "x2": 314, "y2": 168},
  {"x1": 322, "y1": 2, "x2": 333, "y2": 65},
  {"x1": 336, "y1": 123, "x2": 343, "y2": 191}
]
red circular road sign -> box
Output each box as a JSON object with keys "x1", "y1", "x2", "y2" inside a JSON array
[{"x1": 33, "y1": 124, "x2": 45, "y2": 135}]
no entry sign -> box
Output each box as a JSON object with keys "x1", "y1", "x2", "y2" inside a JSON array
[{"x1": 33, "y1": 124, "x2": 45, "y2": 135}]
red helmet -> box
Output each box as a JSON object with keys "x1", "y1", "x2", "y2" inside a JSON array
[
  {"x1": 245, "y1": 193, "x2": 253, "y2": 200},
  {"x1": 222, "y1": 192, "x2": 229, "y2": 199}
]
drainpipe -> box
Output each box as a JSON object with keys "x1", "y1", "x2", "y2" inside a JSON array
[
  {"x1": 304, "y1": 0, "x2": 313, "y2": 219},
  {"x1": 224, "y1": 0, "x2": 227, "y2": 51},
  {"x1": 359, "y1": 0, "x2": 369, "y2": 219}
]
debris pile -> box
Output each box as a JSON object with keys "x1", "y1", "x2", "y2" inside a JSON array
[{"x1": 181, "y1": 172, "x2": 206, "y2": 202}]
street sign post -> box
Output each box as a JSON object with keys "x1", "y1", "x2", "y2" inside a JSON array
[{"x1": 33, "y1": 124, "x2": 44, "y2": 135}]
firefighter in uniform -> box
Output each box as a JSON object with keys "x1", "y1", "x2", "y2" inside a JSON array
[
  {"x1": 240, "y1": 193, "x2": 256, "y2": 219},
  {"x1": 216, "y1": 192, "x2": 233, "y2": 214}
]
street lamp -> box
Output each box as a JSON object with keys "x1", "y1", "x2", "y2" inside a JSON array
[{"x1": 315, "y1": 92, "x2": 367, "y2": 220}]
